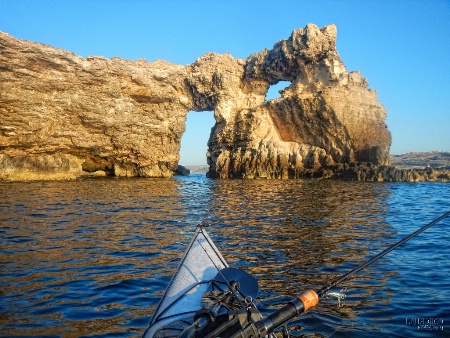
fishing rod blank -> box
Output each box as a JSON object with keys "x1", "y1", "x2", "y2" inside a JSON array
[{"x1": 232, "y1": 210, "x2": 450, "y2": 338}]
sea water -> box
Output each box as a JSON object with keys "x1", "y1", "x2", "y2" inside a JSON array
[{"x1": 0, "y1": 175, "x2": 449, "y2": 337}]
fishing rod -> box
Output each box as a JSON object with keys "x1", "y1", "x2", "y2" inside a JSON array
[
  {"x1": 231, "y1": 210, "x2": 450, "y2": 338},
  {"x1": 316, "y1": 209, "x2": 450, "y2": 297}
]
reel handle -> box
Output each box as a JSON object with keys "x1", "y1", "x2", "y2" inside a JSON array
[{"x1": 231, "y1": 290, "x2": 319, "y2": 338}]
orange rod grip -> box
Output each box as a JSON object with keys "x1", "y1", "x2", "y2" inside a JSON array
[{"x1": 298, "y1": 290, "x2": 319, "y2": 312}]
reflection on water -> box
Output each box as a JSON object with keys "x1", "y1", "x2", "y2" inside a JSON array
[
  {"x1": 208, "y1": 180, "x2": 397, "y2": 330},
  {"x1": 1, "y1": 179, "x2": 188, "y2": 337},
  {"x1": 0, "y1": 177, "x2": 449, "y2": 337}
]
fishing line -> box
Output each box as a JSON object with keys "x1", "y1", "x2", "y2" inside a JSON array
[
  {"x1": 316, "y1": 210, "x2": 450, "y2": 297},
  {"x1": 322, "y1": 210, "x2": 450, "y2": 338},
  {"x1": 247, "y1": 210, "x2": 450, "y2": 338}
]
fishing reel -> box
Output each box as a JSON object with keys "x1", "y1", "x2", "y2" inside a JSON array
[
  {"x1": 203, "y1": 267, "x2": 259, "y2": 312},
  {"x1": 178, "y1": 267, "x2": 270, "y2": 338}
]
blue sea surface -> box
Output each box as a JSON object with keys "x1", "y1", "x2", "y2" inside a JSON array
[{"x1": 0, "y1": 175, "x2": 449, "y2": 337}]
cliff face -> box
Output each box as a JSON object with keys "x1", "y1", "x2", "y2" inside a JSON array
[
  {"x1": 0, "y1": 33, "x2": 191, "y2": 179},
  {"x1": 0, "y1": 24, "x2": 391, "y2": 180}
]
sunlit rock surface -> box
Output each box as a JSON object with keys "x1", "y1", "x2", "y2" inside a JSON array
[
  {"x1": 207, "y1": 24, "x2": 391, "y2": 179},
  {"x1": 1, "y1": 24, "x2": 397, "y2": 180}
]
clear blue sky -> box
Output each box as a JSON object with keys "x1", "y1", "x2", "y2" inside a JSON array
[{"x1": 1, "y1": 1, "x2": 449, "y2": 165}]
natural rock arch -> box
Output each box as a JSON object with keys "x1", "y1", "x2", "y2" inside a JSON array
[{"x1": 0, "y1": 24, "x2": 391, "y2": 180}]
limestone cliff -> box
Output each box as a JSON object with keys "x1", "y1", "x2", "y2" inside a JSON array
[
  {"x1": 1, "y1": 24, "x2": 392, "y2": 180},
  {"x1": 0, "y1": 32, "x2": 192, "y2": 179}
]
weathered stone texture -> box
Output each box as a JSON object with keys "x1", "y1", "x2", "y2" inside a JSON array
[
  {"x1": 0, "y1": 33, "x2": 190, "y2": 179},
  {"x1": 1, "y1": 24, "x2": 395, "y2": 180},
  {"x1": 206, "y1": 24, "x2": 391, "y2": 179}
]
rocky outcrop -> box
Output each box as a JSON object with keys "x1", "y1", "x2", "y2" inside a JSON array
[
  {"x1": 294, "y1": 162, "x2": 450, "y2": 182},
  {"x1": 0, "y1": 33, "x2": 192, "y2": 180},
  {"x1": 207, "y1": 25, "x2": 391, "y2": 178},
  {"x1": 1, "y1": 24, "x2": 393, "y2": 180},
  {"x1": 174, "y1": 164, "x2": 190, "y2": 176}
]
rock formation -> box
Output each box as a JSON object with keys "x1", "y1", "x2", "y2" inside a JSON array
[
  {"x1": 1, "y1": 24, "x2": 394, "y2": 180},
  {"x1": 0, "y1": 34, "x2": 191, "y2": 179},
  {"x1": 207, "y1": 24, "x2": 391, "y2": 179}
]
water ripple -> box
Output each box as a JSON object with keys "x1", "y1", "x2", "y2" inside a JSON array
[{"x1": 0, "y1": 178, "x2": 449, "y2": 336}]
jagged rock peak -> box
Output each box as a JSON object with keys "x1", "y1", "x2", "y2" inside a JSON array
[
  {"x1": 1, "y1": 25, "x2": 393, "y2": 181},
  {"x1": 245, "y1": 24, "x2": 339, "y2": 84}
]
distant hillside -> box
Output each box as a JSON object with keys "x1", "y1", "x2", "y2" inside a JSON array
[
  {"x1": 184, "y1": 165, "x2": 209, "y2": 174},
  {"x1": 390, "y1": 151, "x2": 450, "y2": 169}
]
